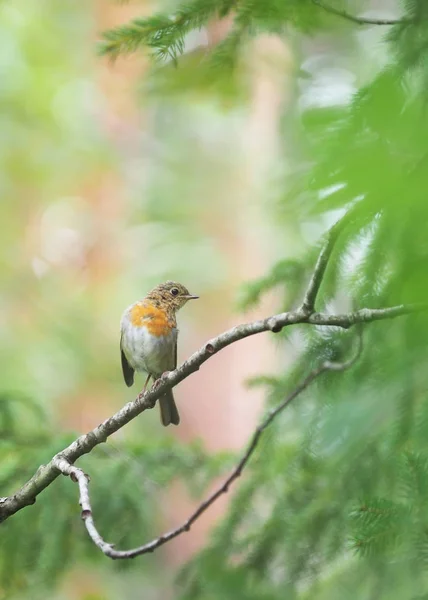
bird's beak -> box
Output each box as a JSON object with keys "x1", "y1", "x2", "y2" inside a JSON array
[{"x1": 185, "y1": 294, "x2": 199, "y2": 300}]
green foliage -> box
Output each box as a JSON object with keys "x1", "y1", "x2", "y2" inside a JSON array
[
  {"x1": 102, "y1": 1, "x2": 428, "y2": 598},
  {"x1": 99, "y1": 0, "x2": 322, "y2": 64},
  {"x1": 237, "y1": 258, "x2": 306, "y2": 311},
  {"x1": 0, "y1": 393, "x2": 233, "y2": 597},
  {"x1": 100, "y1": 0, "x2": 234, "y2": 61},
  {"x1": 7, "y1": 0, "x2": 428, "y2": 598}
]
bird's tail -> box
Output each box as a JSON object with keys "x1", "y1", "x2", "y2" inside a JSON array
[{"x1": 159, "y1": 389, "x2": 180, "y2": 426}]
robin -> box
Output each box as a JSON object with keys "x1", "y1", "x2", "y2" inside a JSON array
[{"x1": 120, "y1": 281, "x2": 199, "y2": 426}]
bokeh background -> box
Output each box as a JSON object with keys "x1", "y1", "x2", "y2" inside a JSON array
[{"x1": 0, "y1": 0, "x2": 412, "y2": 599}]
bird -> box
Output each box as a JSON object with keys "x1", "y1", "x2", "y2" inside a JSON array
[{"x1": 120, "y1": 281, "x2": 199, "y2": 426}]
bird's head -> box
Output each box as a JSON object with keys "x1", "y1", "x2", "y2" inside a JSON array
[{"x1": 147, "y1": 281, "x2": 199, "y2": 312}]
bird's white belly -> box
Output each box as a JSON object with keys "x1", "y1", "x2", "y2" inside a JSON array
[{"x1": 121, "y1": 318, "x2": 176, "y2": 377}]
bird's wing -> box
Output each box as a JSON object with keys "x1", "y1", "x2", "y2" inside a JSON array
[
  {"x1": 173, "y1": 334, "x2": 177, "y2": 370},
  {"x1": 165, "y1": 329, "x2": 178, "y2": 372},
  {"x1": 120, "y1": 331, "x2": 134, "y2": 387}
]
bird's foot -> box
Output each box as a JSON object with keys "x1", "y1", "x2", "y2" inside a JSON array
[{"x1": 152, "y1": 371, "x2": 171, "y2": 391}]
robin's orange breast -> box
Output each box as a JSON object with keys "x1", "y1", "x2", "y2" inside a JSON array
[{"x1": 130, "y1": 303, "x2": 175, "y2": 338}]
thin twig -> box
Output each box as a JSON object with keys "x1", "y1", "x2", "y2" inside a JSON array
[
  {"x1": 301, "y1": 212, "x2": 353, "y2": 314},
  {"x1": 312, "y1": 0, "x2": 410, "y2": 26},
  {"x1": 54, "y1": 330, "x2": 363, "y2": 559},
  {"x1": 52, "y1": 458, "x2": 117, "y2": 555}
]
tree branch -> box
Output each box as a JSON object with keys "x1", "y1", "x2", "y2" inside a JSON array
[
  {"x1": 312, "y1": 0, "x2": 410, "y2": 26},
  {"x1": 1, "y1": 213, "x2": 426, "y2": 526},
  {"x1": 53, "y1": 330, "x2": 363, "y2": 559},
  {"x1": 306, "y1": 304, "x2": 428, "y2": 328},
  {"x1": 1, "y1": 303, "x2": 424, "y2": 524}
]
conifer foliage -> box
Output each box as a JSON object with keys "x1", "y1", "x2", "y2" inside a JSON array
[
  {"x1": 99, "y1": 1, "x2": 428, "y2": 597},
  {"x1": 3, "y1": 1, "x2": 428, "y2": 598}
]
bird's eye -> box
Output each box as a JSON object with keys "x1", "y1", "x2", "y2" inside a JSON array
[{"x1": 171, "y1": 287, "x2": 179, "y2": 296}]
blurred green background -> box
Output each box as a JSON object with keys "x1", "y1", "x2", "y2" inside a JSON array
[
  {"x1": 3, "y1": 0, "x2": 428, "y2": 599},
  {"x1": 1, "y1": 1, "x2": 284, "y2": 597}
]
